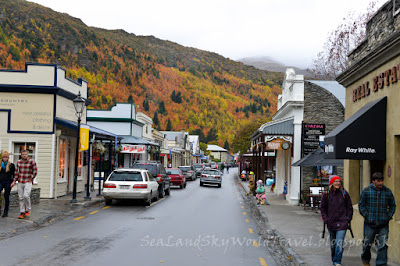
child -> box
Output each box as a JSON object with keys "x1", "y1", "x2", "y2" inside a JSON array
[{"x1": 256, "y1": 180, "x2": 270, "y2": 205}]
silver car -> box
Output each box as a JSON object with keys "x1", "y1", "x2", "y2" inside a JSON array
[
  {"x1": 178, "y1": 165, "x2": 196, "y2": 180},
  {"x1": 200, "y1": 169, "x2": 222, "y2": 188},
  {"x1": 103, "y1": 169, "x2": 159, "y2": 206}
]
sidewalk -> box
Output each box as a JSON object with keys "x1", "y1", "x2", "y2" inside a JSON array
[
  {"x1": 0, "y1": 192, "x2": 104, "y2": 239},
  {"x1": 238, "y1": 178, "x2": 398, "y2": 266}
]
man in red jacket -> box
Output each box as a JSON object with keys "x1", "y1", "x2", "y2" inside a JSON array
[
  {"x1": 11, "y1": 150, "x2": 37, "y2": 219},
  {"x1": 320, "y1": 175, "x2": 353, "y2": 266}
]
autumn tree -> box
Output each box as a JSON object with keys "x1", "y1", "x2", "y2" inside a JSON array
[
  {"x1": 232, "y1": 118, "x2": 266, "y2": 154},
  {"x1": 309, "y1": 2, "x2": 377, "y2": 79}
]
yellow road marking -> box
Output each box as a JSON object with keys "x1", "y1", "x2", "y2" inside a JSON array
[
  {"x1": 89, "y1": 211, "x2": 99, "y2": 215},
  {"x1": 248, "y1": 228, "x2": 254, "y2": 234},
  {"x1": 245, "y1": 219, "x2": 249, "y2": 223},
  {"x1": 74, "y1": 216, "x2": 85, "y2": 221},
  {"x1": 241, "y1": 206, "x2": 244, "y2": 209},
  {"x1": 242, "y1": 212, "x2": 247, "y2": 215},
  {"x1": 253, "y1": 240, "x2": 259, "y2": 247},
  {"x1": 102, "y1": 206, "x2": 110, "y2": 209},
  {"x1": 259, "y1": 257, "x2": 268, "y2": 266}
]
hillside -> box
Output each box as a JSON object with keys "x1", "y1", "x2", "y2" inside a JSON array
[
  {"x1": 238, "y1": 56, "x2": 311, "y2": 77},
  {"x1": 0, "y1": 0, "x2": 283, "y2": 147}
]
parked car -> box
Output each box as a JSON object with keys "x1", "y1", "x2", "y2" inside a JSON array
[
  {"x1": 179, "y1": 165, "x2": 196, "y2": 180},
  {"x1": 193, "y1": 164, "x2": 204, "y2": 178},
  {"x1": 103, "y1": 169, "x2": 159, "y2": 206},
  {"x1": 166, "y1": 168, "x2": 186, "y2": 189},
  {"x1": 132, "y1": 161, "x2": 171, "y2": 198},
  {"x1": 200, "y1": 169, "x2": 222, "y2": 188}
]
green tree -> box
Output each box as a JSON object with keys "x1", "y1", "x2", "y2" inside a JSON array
[
  {"x1": 143, "y1": 99, "x2": 149, "y2": 111},
  {"x1": 205, "y1": 128, "x2": 218, "y2": 143},
  {"x1": 158, "y1": 100, "x2": 167, "y2": 115},
  {"x1": 190, "y1": 129, "x2": 206, "y2": 143},
  {"x1": 232, "y1": 118, "x2": 266, "y2": 154},
  {"x1": 199, "y1": 142, "x2": 211, "y2": 156},
  {"x1": 171, "y1": 90, "x2": 176, "y2": 102},
  {"x1": 127, "y1": 95, "x2": 133, "y2": 103},
  {"x1": 153, "y1": 111, "x2": 159, "y2": 128},
  {"x1": 166, "y1": 118, "x2": 172, "y2": 131},
  {"x1": 224, "y1": 140, "x2": 230, "y2": 151}
]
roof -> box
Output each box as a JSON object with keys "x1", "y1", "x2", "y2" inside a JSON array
[
  {"x1": 55, "y1": 117, "x2": 118, "y2": 140},
  {"x1": 161, "y1": 131, "x2": 188, "y2": 143},
  {"x1": 120, "y1": 135, "x2": 159, "y2": 146},
  {"x1": 258, "y1": 117, "x2": 294, "y2": 136},
  {"x1": 306, "y1": 80, "x2": 346, "y2": 107},
  {"x1": 207, "y1": 145, "x2": 227, "y2": 152},
  {"x1": 292, "y1": 148, "x2": 343, "y2": 166}
]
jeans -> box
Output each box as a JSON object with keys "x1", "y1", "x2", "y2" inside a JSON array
[
  {"x1": 329, "y1": 229, "x2": 347, "y2": 265},
  {"x1": 0, "y1": 181, "x2": 11, "y2": 213},
  {"x1": 361, "y1": 222, "x2": 389, "y2": 266}
]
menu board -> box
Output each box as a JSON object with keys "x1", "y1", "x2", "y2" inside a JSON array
[{"x1": 302, "y1": 123, "x2": 325, "y2": 156}]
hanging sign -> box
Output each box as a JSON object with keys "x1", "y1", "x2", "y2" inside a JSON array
[
  {"x1": 80, "y1": 125, "x2": 89, "y2": 151},
  {"x1": 120, "y1": 144, "x2": 146, "y2": 154}
]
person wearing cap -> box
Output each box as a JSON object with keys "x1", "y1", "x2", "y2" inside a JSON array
[
  {"x1": 0, "y1": 151, "x2": 15, "y2": 218},
  {"x1": 359, "y1": 172, "x2": 396, "y2": 266},
  {"x1": 320, "y1": 175, "x2": 353, "y2": 266}
]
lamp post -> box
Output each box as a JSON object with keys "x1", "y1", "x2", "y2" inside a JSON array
[{"x1": 71, "y1": 92, "x2": 86, "y2": 203}]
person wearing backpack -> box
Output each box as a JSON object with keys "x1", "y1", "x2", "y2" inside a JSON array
[{"x1": 320, "y1": 175, "x2": 353, "y2": 266}]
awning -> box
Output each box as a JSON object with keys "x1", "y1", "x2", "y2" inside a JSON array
[
  {"x1": 292, "y1": 148, "x2": 343, "y2": 166},
  {"x1": 120, "y1": 135, "x2": 159, "y2": 146},
  {"x1": 324, "y1": 97, "x2": 386, "y2": 160},
  {"x1": 55, "y1": 117, "x2": 118, "y2": 141}
]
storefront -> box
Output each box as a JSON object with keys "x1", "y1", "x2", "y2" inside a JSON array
[
  {"x1": 0, "y1": 63, "x2": 116, "y2": 198},
  {"x1": 329, "y1": 2, "x2": 400, "y2": 263}
]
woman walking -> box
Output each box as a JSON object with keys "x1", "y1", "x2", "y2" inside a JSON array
[
  {"x1": 320, "y1": 175, "x2": 353, "y2": 266},
  {"x1": 0, "y1": 151, "x2": 15, "y2": 218}
]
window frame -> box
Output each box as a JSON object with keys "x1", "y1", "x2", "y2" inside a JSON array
[{"x1": 10, "y1": 140, "x2": 39, "y2": 184}]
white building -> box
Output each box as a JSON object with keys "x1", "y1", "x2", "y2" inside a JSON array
[
  {"x1": 162, "y1": 130, "x2": 191, "y2": 167},
  {"x1": 188, "y1": 135, "x2": 201, "y2": 164},
  {"x1": 207, "y1": 145, "x2": 228, "y2": 162}
]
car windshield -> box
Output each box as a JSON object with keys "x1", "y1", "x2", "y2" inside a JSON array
[
  {"x1": 179, "y1": 167, "x2": 190, "y2": 172},
  {"x1": 132, "y1": 164, "x2": 157, "y2": 176},
  {"x1": 108, "y1": 171, "x2": 143, "y2": 181},
  {"x1": 166, "y1": 169, "x2": 180, "y2": 175},
  {"x1": 194, "y1": 165, "x2": 203, "y2": 169},
  {"x1": 203, "y1": 170, "x2": 219, "y2": 175}
]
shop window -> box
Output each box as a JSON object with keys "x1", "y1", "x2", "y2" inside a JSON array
[
  {"x1": 59, "y1": 139, "x2": 66, "y2": 180},
  {"x1": 12, "y1": 142, "x2": 36, "y2": 163}
]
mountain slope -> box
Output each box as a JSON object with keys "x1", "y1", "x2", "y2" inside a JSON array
[
  {"x1": 0, "y1": 0, "x2": 283, "y2": 147},
  {"x1": 238, "y1": 56, "x2": 311, "y2": 76}
]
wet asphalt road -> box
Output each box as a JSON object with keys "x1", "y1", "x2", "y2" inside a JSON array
[{"x1": 0, "y1": 169, "x2": 276, "y2": 266}]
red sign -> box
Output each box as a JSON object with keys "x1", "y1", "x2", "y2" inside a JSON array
[{"x1": 120, "y1": 144, "x2": 146, "y2": 154}]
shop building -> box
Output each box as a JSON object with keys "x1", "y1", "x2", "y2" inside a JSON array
[
  {"x1": 162, "y1": 131, "x2": 191, "y2": 167},
  {"x1": 327, "y1": 1, "x2": 400, "y2": 263},
  {"x1": 251, "y1": 68, "x2": 345, "y2": 205},
  {"x1": 0, "y1": 63, "x2": 117, "y2": 198},
  {"x1": 207, "y1": 145, "x2": 228, "y2": 162}
]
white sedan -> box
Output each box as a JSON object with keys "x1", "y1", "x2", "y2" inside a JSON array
[{"x1": 103, "y1": 169, "x2": 159, "y2": 206}]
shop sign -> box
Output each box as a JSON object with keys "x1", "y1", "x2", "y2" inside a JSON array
[
  {"x1": 0, "y1": 92, "x2": 54, "y2": 133},
  {"x1": 120, "y1": 144, "x2": 146, "y2": 154},
  {"x1": 302, "y1": 123, "x2": 325, "y2": 156},
  {"x1": 353, "y1": 63, "x2": 400, "y2": 102},
  {"x1": 80, "y1": 125, "x2": 89, "y2": 151},
  {"x1": 267, "y1": 138, "x2": 286, "y2": 150}
]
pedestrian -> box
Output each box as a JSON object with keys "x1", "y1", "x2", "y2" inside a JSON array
[
  {"x1": 11, "y1": 150, "x2": 37, "y2": 219},
  {"x1": 226, "y1": 164, "x2": 229, "y2": 173},
  {"x1": 320, "y1": 175, "x2": 353, "y2": 266},
  {"x1": 0, "y1": 151, "x2": 15, "y2": 218},
  {"x1": 359, "y1": 172, "x2": 396, "y2": 266}
]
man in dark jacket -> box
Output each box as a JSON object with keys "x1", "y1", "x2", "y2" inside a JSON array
[
  {"x1": 320, "y1": 175, "x2": 353, "y2": 266},
  {"x1": 359, "y1": 172, "x2": 396, "y2": 266},
  {"x1": 0, "y1": 150, "x2": 15, "y2": 218}
]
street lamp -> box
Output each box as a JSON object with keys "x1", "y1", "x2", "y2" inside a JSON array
[{"x1": 71, "y1": 91, "x2": 86, "y2": 203}]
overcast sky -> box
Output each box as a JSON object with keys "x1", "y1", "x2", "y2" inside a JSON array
[{"x1": 29, "y1": 0, "x2": 387, "y2": 69}]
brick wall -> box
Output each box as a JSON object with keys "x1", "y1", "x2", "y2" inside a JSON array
[
  {"x1": 349, "y1": 1, "x2": 400, "y2": 63},
  {"x1": 301, "y1": 81, "x2": 345, "y2": 190}
]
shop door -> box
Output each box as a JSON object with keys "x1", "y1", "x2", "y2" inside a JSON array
[{"x1": 370, "y1": 160, "x2": 384, "y2": 182}]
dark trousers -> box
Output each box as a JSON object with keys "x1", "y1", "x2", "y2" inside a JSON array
[
  {"x1": 0, "y1": 181, "x2": 11, "y2": 213},
  {"x1": 362, "y1": 222, "x2": 389, "y2": 266}
]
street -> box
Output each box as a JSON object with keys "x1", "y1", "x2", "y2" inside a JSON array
[{"x1": 0, "y1": 170, "x2": 277, "y2": 266}]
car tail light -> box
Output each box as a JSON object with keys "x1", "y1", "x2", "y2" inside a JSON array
[
  {"x1": 104, "y1": 183, "x2": 116, "y2": 188},
  {"x1": 201, "y1": 174, "x2": 207, "y2": 178},
  {"x1": 214, "y1": 176, "x2": 221, "y2": 179},
  {"x1": 133, "y1": 184, "x2": 148, "y2": 189}
]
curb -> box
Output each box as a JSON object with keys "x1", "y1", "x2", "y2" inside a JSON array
[
  {"x1": 236, "y1": 175, "x2": 306, "y2": 266},
  {"x1": 0, "y1": 198, "x2": 105, "y2": 239}
]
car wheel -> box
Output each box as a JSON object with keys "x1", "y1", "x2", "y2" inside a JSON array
[
  {"x1": 145, "y1": 192, "x2": 152, "y2": 206},
  {"x1": 159, "y1": 185, "x2": 165, "y2": 198},
  {"x1": 218, "y1": 184, "x2": 221, "y2": 188},
  {"x1": 154, "y1": 190, "x2": 159, "y2": 201},
  {"x1": 184, "y1": 182, "x2": 187, "y2": 188},
  {"x1": 200, "y1": 182, "x2": 203, "y2": 186},
  {"x1": 165, "y1": 184, "x2": 171, "y2": 196},
  {"x1": 105, "y1": 199, "x2": 112, "y2": 206}
]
